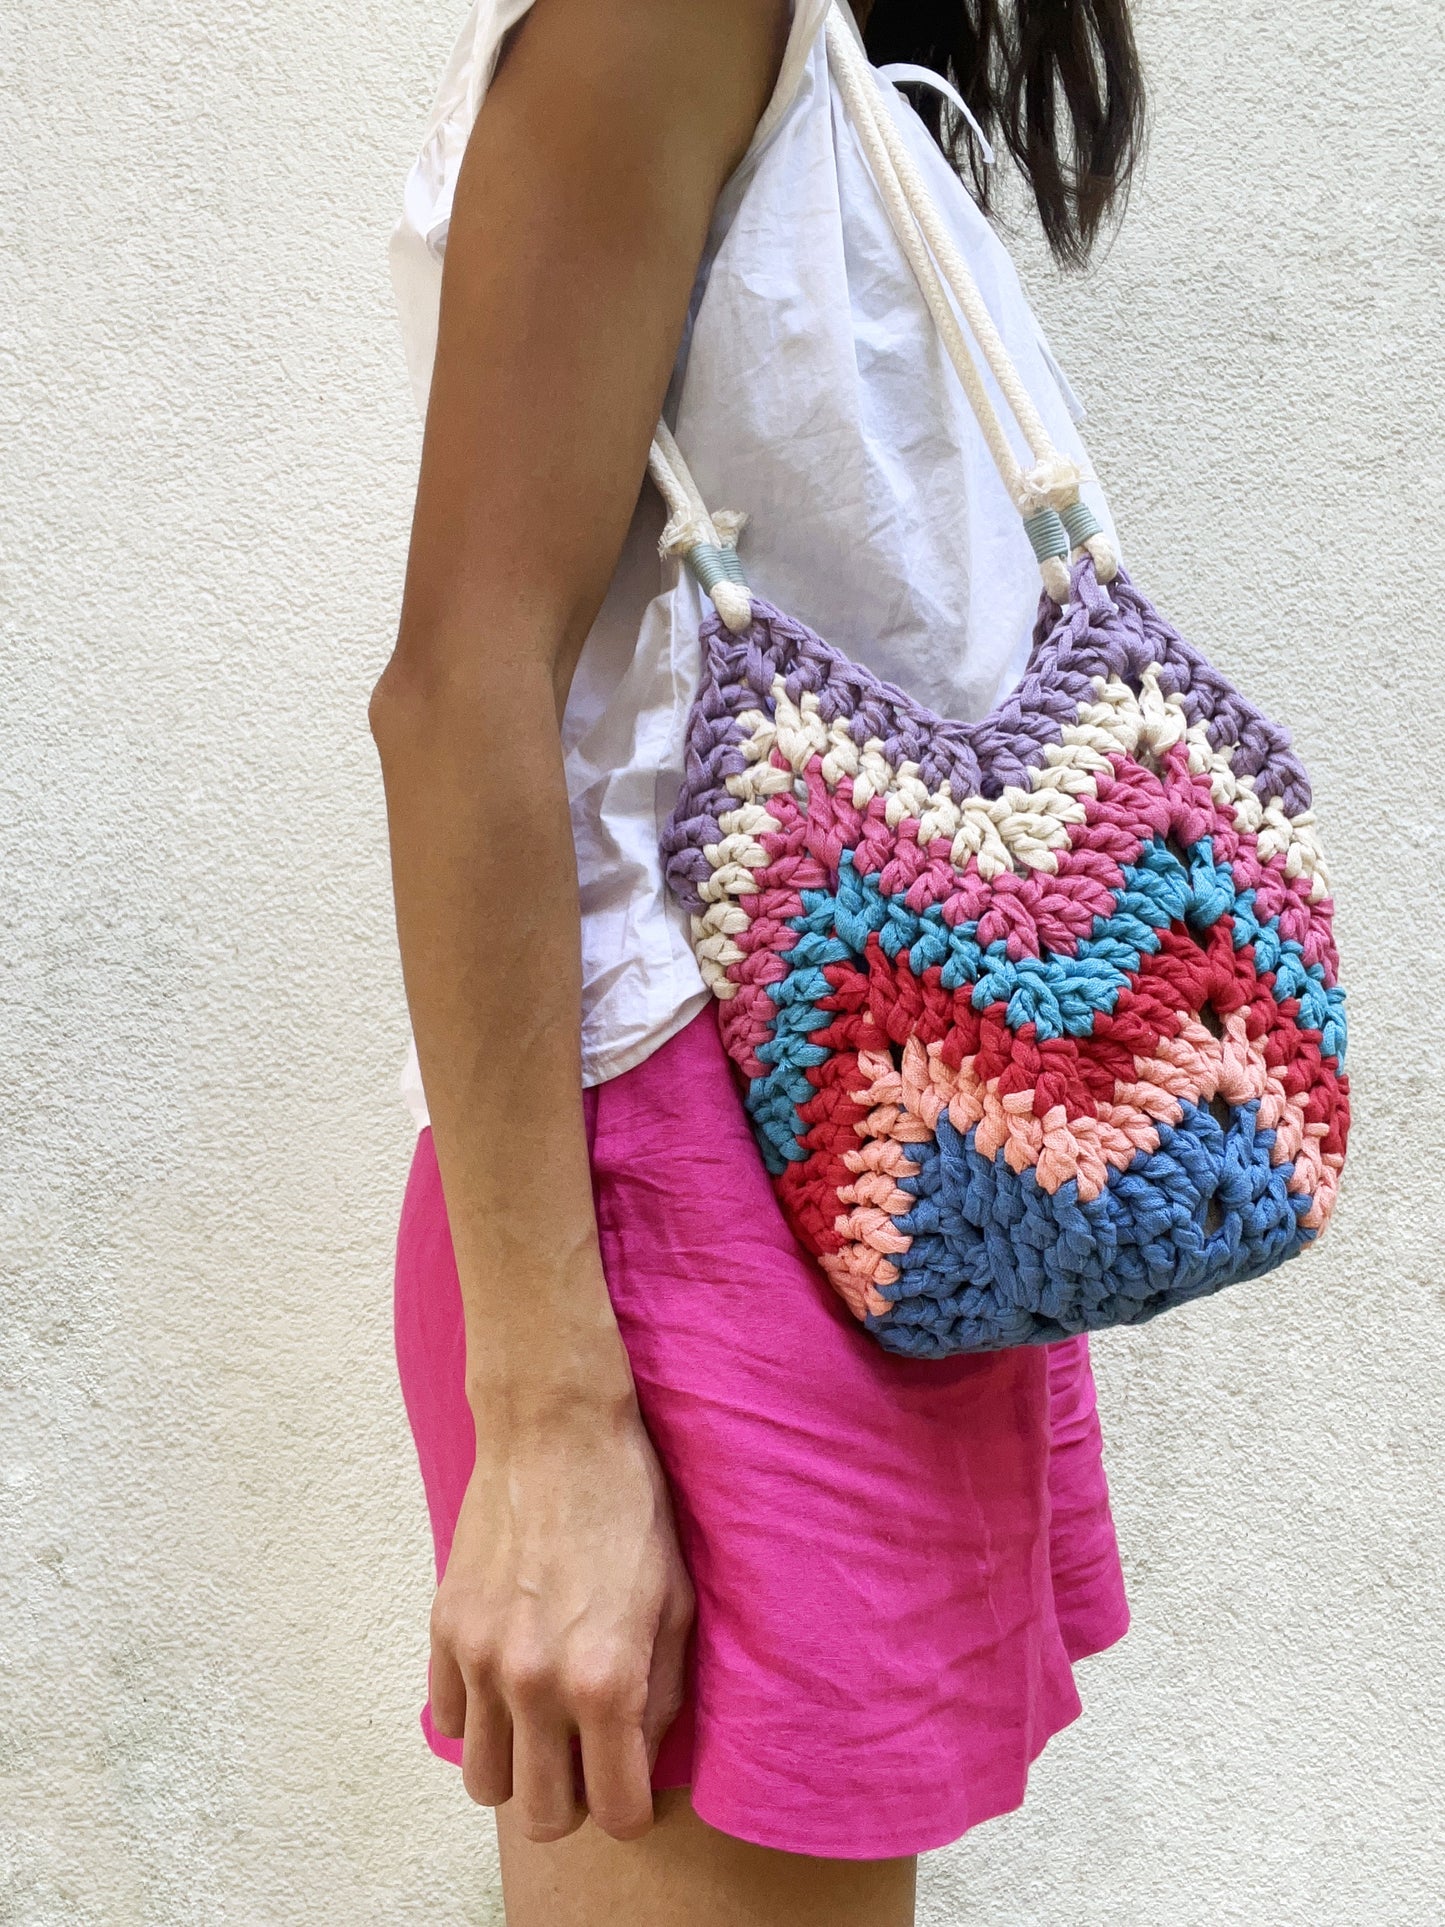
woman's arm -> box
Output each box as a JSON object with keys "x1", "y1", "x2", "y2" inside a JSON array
[{"x1": 369, "y1": 0, "x2": 786, "y2": 1847}]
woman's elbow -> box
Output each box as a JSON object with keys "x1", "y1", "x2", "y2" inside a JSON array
[
  {"x1": 367, "y1": 638, "x2": 562, "y2": 766},
  {"x1": 367, "y1": 645, "x2": 471, "y2": 768},
  {"x1": 368, "y1": 651, "x2": 427, "y2": 763}
]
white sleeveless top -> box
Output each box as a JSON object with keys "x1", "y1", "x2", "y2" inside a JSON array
[{"x1": 389, "y1": 0, "x2": 1115, "y2": 1126}]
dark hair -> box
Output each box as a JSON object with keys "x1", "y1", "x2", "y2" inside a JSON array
[{"x1": 861, "y1": 0, "x2": 1146, "y2": 267}]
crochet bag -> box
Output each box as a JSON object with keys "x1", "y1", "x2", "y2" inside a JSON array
[{"x1": 652, "y1": 6, "x2": 1348, "y2": 1357}]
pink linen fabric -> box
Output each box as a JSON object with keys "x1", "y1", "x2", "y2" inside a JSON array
[{"x1": 393, "y1": 1005, "x2": 1128, "y2": 1859}]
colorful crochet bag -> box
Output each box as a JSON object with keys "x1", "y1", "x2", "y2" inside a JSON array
[{"x1": 651, "y1": 7, "x2": 1348, "y2": 1357}]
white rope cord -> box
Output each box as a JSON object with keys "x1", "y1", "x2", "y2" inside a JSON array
[
  {"x1": 646, "y1": 0, "x2": 1115, "y2": 616},
  {"x1": 822, "y1": 23, "x2": 1030, "y2": 503},
  {"x1": 825, "y1": 8, "x2": 1117, "y2": 585},
  {"x1": 646, "y1": 419, "x2": 712, "y2": 547},
  {"x1": 827, "y1": 13, "x2": 1054, "y2": 471},
  {"x1": 824, "y1": 17, "x2": 1075, "y2": 599},
  {"x1": 647, "y1": 421, "x2": 754, "y2": 632},
  {"x1": 652, "y1": 25, "x2": 1045, "y2": 605}
]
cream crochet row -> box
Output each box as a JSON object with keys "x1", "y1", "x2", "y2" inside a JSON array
[{"x1": 687, "y1": 667, "x2": 1332, "y2": 999}]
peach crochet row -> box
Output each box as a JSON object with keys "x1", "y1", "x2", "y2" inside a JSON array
[{"x1": 820, "y1": 1009, "x2": 1342, "y2": 1322}]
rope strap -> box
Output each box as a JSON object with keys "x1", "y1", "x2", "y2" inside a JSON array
[
  {"x1": 645, "y1": 0, "x2": 1118, "y2": 624},
  {"x1": 647, "y1": 422, "x2": 755, "y2": 632}
]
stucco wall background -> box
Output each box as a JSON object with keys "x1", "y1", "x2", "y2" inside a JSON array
[{"x1": 2, "y1": 0, "x2": 1441, "y2": 1921}]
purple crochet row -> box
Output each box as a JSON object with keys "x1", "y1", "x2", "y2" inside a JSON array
[{"x1": 663, "y1": 560, "x2": 1312, "y2": 919}]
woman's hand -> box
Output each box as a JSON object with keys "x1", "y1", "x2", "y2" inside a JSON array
[{"x1": 428, "y1": 1376, "x2": 695, "y2": 1843}]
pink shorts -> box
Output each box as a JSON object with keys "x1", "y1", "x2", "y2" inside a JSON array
[{"x1": 393, "y1": 1005, "x2": 1128, "y2": 1859}]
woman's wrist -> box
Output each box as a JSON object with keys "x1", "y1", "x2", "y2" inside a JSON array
[
  {"x1": 468, "y1": 1366, "x2": 638, "y2": 1435},
  {"x1": 465, "y1": 1304, "x2": 638, "y2": 1440}
]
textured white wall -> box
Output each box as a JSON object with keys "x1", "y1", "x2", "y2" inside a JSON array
[{"x1": 3, "y1": 1, "x2": 1441, "y2": 1921}]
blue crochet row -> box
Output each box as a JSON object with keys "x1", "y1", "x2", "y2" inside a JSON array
[
  {"x1": 747, "y1": 930, "x2": 848, "y2": 1171},
  {"x1": 788, "y1": 839, "x2": 1345, "y2": 1055},
  {"x1": 866, "y1": 1099, "x2": 1313, "y2": 1357}
]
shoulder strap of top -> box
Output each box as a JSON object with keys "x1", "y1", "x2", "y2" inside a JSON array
[
  {"x1": 651, "y1": 0, "x2": 1116, "y2": 631},
  {"x1": 874, "y1": 61, "x2": 997, "y2": 166}
]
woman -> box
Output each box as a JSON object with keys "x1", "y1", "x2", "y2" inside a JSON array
[{"x1": 373, "y1": 1, "x2": 1143, "y2": 1920}]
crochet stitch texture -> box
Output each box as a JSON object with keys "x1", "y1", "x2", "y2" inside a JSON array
[{"x1": 663, "y1": 561, "x2": 1349, "y2": 1356}]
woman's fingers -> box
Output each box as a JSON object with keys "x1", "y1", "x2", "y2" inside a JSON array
[
  {"x1": 509, "y1": 1700, "x2": 587, "y2": 1842},
  {"x1": 433, "y1": 1615, "x2": 666, "y2": 1836},
  {"x1": 424, "y1": 1438, "x2": 697, "y2": 1839},
  {"x1": 578, "y1": 1713, "x2": 655, "y2": 1842},
  {"x1": 427, "y1": 1637, "x2": 468, "y2": 1742},
  {"x1": 570, "y1": 1646, "x2": 659, "y2": 1840},
  {"x1": 432, "y1": 1618, "x2": 516, "y2": 1807},
  {"x1": 578, "y1": 1587, "x2": 692, "y2": 1839},
  {"x1": 460, "y1": 1678, "x2": 515, "y2": 1809}
]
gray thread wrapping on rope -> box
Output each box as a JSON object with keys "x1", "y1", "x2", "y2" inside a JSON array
[
  {"x1": 1060, "y1": 500, "x2": 1105, "y2": 547},
  {"x1": 1022, "y1": 508, "x2": 1071, "y2": 564},
  {"x1": 685, "y1": 542, "x2": 747, "y2": 594}
]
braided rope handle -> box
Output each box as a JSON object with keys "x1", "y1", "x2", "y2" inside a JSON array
[
  {"x1": 647, "y1": 421, "x2": 754, "y2": 632},
  {"x1": 651, "y1": 0, "x2": 1117, "y2": 628},
  {"x1": 826, "y1": 10, "x2": 1117, "y2": 591}
]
